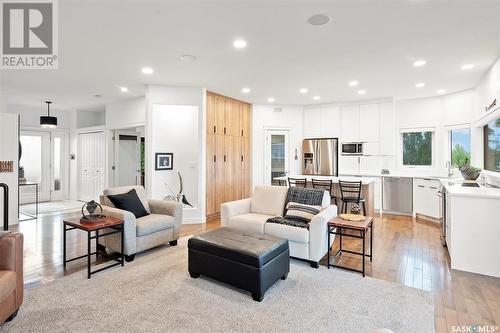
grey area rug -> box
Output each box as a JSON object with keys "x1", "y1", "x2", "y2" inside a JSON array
[{"x1": 1, "y1": 237, "x2": 434, "y2": 333}]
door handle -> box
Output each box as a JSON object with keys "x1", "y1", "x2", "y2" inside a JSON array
[{"x1": 224, "y1": 155, "x2": 226, "y2": 162}]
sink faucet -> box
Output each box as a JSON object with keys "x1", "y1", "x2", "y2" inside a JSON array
[{"x1": 445, "y1": 161, "x2": 453, "y2": 177}]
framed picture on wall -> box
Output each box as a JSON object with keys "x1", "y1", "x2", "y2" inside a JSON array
[{"x1": 155, "y1": 153, "x2": 173, "y2": 170}]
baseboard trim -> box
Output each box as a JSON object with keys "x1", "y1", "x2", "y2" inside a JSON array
[{"x1": 182, "y1": 216, "x2": 206, "y2": 224}]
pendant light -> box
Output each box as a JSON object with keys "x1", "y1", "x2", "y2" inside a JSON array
[{"x1": 40, "y1": 101, "x2": 57, "y2": 128}]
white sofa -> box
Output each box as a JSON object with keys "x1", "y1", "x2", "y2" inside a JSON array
[{"x1": 221, "y1": 185, "x2": 337, "y2": 267}]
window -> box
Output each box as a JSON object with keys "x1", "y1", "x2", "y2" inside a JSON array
[
  {"x1": 484, "y1": 118, "x2": 500, "y2": 172},
  {"x1": 402, "y1": 131, "x2": 433, "y2": 166},
  {"x1": 450, "y1": 128, "x2": 471, "y2": 167}
]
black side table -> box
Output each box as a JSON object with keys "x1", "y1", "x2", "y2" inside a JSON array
[
  {"x1": 327, "y1": 216, "x2": 373, "y2": 277},
  {"x1": 63, "y1": 216, "x2": 124, "y2": 279}
]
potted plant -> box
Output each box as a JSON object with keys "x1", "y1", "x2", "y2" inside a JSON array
[{"x1": 458, "y1": 158, "x2": 481, "y2": 181}]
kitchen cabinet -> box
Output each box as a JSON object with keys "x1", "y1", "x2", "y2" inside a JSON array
[
  {"x1": 339, "y1": 156, "x2": 360, "y2": 174},
  {"x1": 413, "y1": 178, "x2": 442, "y2": 219},
  {"x1": 206, "y1": 92, "x2": 252, "y2": 217},
  {"x1": 320, "y1": 105, "x2": 341, "y2": 138},
  {"x1": 340, "y1": 105, "x2": 360, "y2": 142},
  {"x1": 303, "y1": 105, "x2": 341, "y2": 139},
  {"x1": 379, "y1": 102, "x2": 395, "y2": 155},
  {"x1": 359, "y1": 156, "x2": 379, "y2": 174},
  {"x1": 303, "y1": 106, "x2": 322, "y2": 138},
  {"x1": 339, "y1": 155, "x2": 379, "y2": 175},
  {"x1": 363, "y1": 142, "x2": 380, "y2": 156},
  {"x1": 359, "y1": 104, "x2": 380, "y2": 142}
]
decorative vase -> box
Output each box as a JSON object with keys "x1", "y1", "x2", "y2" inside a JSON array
[{"x1": 460, "y1": 171, "x2": 480, "y2": 181}]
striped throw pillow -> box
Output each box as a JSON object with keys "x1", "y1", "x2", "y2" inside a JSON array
[{"x1": 284, "y1": 202, "x2": 322, "y2": 223}]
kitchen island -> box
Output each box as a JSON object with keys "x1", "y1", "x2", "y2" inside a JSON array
[
  {"x1": 273, "y1": 175, "x2": 376, "y2": 216},
  {"x1": 442, "y1": 180, "x2": 500, "y2": 278}
]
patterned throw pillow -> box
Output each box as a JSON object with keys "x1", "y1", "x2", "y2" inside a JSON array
[{"x1": 284, "y1": 202, "x2": 322, "y2": 223}]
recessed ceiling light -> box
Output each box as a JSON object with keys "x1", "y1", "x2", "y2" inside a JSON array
[
  {"x1": 241, "y1": 87, "x2": 250, "y2": 93},
  {"x1": 141, "y1": 67, "x2": 154, "y2": 74},
  {"x1": 180, "y1": 54, "x2": 197, "y2": 62},
  {"x1": 267, "y1": 97, "x2": 275, "y2": 103},
  {"x1": 307, "y1": 14, "x2": 331, "y2": 26},
  {"x1": 120, "y1": 86, "x2": 128, "y2": 93},
  {"x1": 437, "y1": 89, "x2": 447, "y2": 94},
  {"x1": 299, "y1": 88, "x2": 308, "y2": 94},
  {"x1": 357, "y1": 90, "x2": 366, "y2": 95},
  {"x1": 93, "y1": 94, "x2": 102, "y2": 98},
  {"x1": 312, "y1": 96, "x2": 321, "y2": 100},
  {"x1": 461, "y1": 64, "x2": 475, "y2": 70},
  {"x1": 348, "y1": 81, "x2": 359, "y2": 86},
  {"x1": 415, "y1": 82, "x2": 425, "y2": 88},
  {"x1": 233, "y1": 39, "x2": 247, "y2": 49},
  {"x1": 413, "y1": 60, "x2": 427, "y2": 67}
]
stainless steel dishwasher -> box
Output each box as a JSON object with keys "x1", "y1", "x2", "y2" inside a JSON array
[{"x1": 382, "y1": 177, "x2": 413, "y2": 215}]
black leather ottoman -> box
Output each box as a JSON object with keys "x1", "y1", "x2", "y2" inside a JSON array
[{"x1": 188, "y1": 227, "x2": 290, "y2": 302}]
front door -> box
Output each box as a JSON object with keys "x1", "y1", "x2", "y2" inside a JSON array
[{"x1": 19, "y1": 131, "x2": 51, "y2": 203}]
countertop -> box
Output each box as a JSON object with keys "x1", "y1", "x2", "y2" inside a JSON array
[
  {"x1": 273, "y1": 174, "x2": 376, "y2": 185},
  {"x1": 340, "y1": 172, "x2": 452, "y2": 180},
  {"x1": 441, "y1": 180, "x2": 500, "y2": 199}
]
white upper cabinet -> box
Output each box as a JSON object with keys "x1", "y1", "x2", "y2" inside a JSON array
[
  {"x1": 304, "y1": 105, "x2": 341, "y2": 139},
  {"x1": 379, "y1": 102, "x2": 395, "y2": 155},
  {"x1": 341, "y1": 105, "x2": 360, "y2": 142},
  {"x1": 303, "y1": 106, "x2": 322, "y2": 138},
  {"x1": 359, "y1": 104, "x2": 380, "y2": 142},
  {"x1": 320, "y1": 105, "x2": 341, "y2": 138}
]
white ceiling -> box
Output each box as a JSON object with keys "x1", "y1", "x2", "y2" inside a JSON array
[{"x1": 2, "y1": 1, "x2": 500, "y2": 111}]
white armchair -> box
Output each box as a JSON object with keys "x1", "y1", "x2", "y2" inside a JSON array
[
  {"x1": 99, "y1": 186, "x2": 183, "y2": 262},
  {"x1": 221, "y1": 185, "x2": 337, "y2": 267}
]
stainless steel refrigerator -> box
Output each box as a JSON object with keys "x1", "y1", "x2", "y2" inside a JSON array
[{"x1": 302, "y1": 138, "x2": 339, "y2": 176}]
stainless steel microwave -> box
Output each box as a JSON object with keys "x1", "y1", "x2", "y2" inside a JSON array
[{"x1": 341, "y1": 142, "x2": 363, "y2": 155}]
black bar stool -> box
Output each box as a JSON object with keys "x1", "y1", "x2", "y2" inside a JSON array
[
  {"x1": 339, "y1": 180, "x2": 366, "y2": 216},
  {"x1": 288, "y1": 177, "x2": 307, "y2": 188},
  {"x1": 311, "y1": 178, "x2": 338, "y2": 205}
]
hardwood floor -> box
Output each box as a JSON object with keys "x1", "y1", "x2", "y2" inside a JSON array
[{"x1": 10, "y1": 212, "x2": 500, "y2": 333}]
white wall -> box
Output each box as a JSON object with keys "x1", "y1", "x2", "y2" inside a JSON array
[
  {"x1": 76, "y1": 110, "x2": 105, "y2": 128},
  {"x1": 106, "y1": 97, "x2": 145, "y2": 129},
  {"x1": 474, "y1": 56, "x2": 500, "y2": 184},
  {"x1": 145, "y1": 85, "x2": 206, "y2": 224},
  {"x1": 0, "y1": 113, "x2": 19, "y2": 227},
  {"x1": 252, "y1": 104, "x2": 304, "y2": 186},
  {"x1": 392, "y1": 89, "x2": 475, "y2": 175}
]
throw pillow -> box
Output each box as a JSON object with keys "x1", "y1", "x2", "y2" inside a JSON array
[
  {"x1": 107, "y1": 189, "x2": 149, "y2": 218},
  {"x1": 284, "y1": 202, "x2": 322, "y2": 223}
]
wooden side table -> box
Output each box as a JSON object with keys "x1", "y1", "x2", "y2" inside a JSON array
[
  {"x1": 327, "y1": 216, "x2": 373, "y2": 277},
  {"x1": 63, "y1": 216, "x2": 124, "y2": 279}
]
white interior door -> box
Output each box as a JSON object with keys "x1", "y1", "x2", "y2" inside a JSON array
[
  {"x1": 50, "y1": 132, "x2": 69, "y2": 201},
  {"x1": 114, "y1": 131, "x2": 141, "y2": 186},
  {"x1": 78, "y1": 131, "x2": 105, "y2": 201},
  {"x1": 19, "y1": 131, "x2": 51, "y2": 203},
  {"x1": 264, "y1": 130, "x2": 290, "y2": 185}
]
